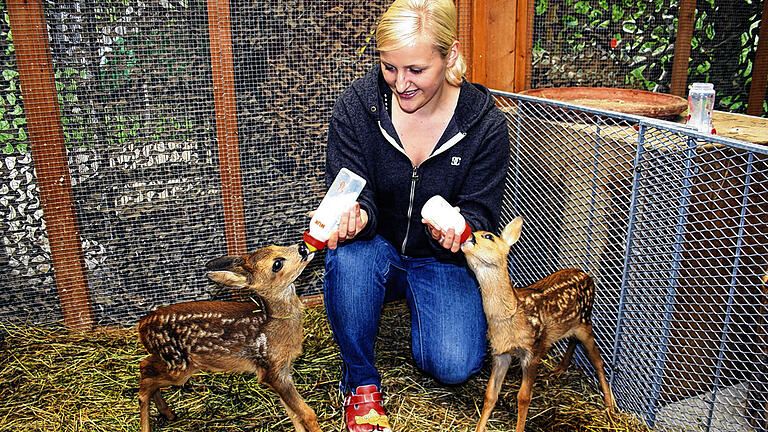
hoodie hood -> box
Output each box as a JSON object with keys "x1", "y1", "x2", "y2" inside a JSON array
[{"x1": 351, "y1": 64, "x2": 498, "y2": 136}]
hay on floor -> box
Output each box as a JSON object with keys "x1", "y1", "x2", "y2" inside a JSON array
[{"x1": 0, "y1": 300, "x2": 651, "y2": 431}]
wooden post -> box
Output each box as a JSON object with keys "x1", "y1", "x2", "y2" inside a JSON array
[
  {"x1": 7, "y1": 0, "x2": 93, "y2": 330},
  {"x1": 463, "y1": 0, "x2": 532, "y2": 92},
  {"x1": 513, "y1": 0, "x2": 533, "y2": 91},
  {"x1": 207, "y1": 0, "x2": 247, "y2": 255},
  {"x1": 746, "y1": 0, "x2": 768, "y2": 117},
  {"x1": 670, "y1": 0, "x2": 696, "y2": 97},
  {"x1": 467, "y1": 0, "x2": 487, "y2": 84}
]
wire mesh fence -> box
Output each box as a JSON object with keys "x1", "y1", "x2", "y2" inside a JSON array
[
  {"x1": 1, "y1": 0, "x2": 387, "y2": 327},
  {"x1": 493, "y1": 90, "x2": 768, "y2": 432},
  {"x1": 2, "y1": 1, "x2": 768, "y2": 430},
  {"x1": 529, "y1": 0, "x2": 767, "y2": 117}
]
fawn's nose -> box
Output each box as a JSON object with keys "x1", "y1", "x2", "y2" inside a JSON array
[
  {"x1": 298, "y1": 242, "x2": 314, "y2": 262},
  {"x1": 466, "y1": 232, "x2": 477, "y2": 245}
]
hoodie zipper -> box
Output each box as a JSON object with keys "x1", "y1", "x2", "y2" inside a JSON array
[
  {"x1": 401, "y1": 165, "x2": 419, "y2": 253},
  {"x1": 377, "y1": 121, "x2": 467, "y2": 254}
]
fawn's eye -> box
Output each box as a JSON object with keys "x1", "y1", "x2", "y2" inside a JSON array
[
  {"x1": 482, "y1": 233, "x2": 495, "y2": 241},
  {"x1": 271, "y1": 258, "x2": 285, "y2": 273}
]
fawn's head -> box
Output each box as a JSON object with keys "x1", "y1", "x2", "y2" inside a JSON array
[
  {"x1": 205, "y1": 243, "x2": 313, "y2": 302},
  {"x1": 461, "y1": 216, "x2": 523, "y2": 272}
]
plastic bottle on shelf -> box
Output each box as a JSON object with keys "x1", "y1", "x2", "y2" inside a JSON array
[
  {"x1": 420, "y1": 195, "x2": 472, "y2": 244},
  {"x1": 686, "y1": 83, "x2": 716, "y2": 134},
  {"x1": 303, "y1": 168, "x2": 367, "y2": 252}
]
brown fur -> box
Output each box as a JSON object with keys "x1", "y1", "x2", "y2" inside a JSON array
[
  {"x1": 137, "y1": 244, "x2": 322, "y2": 432},
  {"x1": 462, "y1": 217, "x2": 616, "y2": 432}
]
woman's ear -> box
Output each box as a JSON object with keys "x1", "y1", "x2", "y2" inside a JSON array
[{"x1": 446, "y1": 40, "x2": 460, "y2": 68}]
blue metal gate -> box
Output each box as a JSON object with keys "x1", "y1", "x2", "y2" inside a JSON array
[{"x1": 492, "y1": 91, "x2": 768, "y2": 432}]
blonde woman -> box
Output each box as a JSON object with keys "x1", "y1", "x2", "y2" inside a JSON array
[{"x1": 321, "y1": 1, "x2": 509, "y2": 430}]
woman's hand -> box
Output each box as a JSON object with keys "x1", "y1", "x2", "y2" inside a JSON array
[
  {"x1": 309, "y1": 202, "x2": 368, "y2": 250},
  {"x1": 423, "y1": 218, "x2": 462, "y2": 253}
]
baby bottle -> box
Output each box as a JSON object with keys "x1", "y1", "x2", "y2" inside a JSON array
[
  {"x1": 686, "y1": 83, "x2": 716, "y2": 134},
  {"x1": 420, "y1": 195, "x2": 472, "y2": 244},
  {"x1": 303, "y1": 168, "x2": 367, "y2": 252}
]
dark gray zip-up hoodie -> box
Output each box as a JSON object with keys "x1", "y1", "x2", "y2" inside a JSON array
[{"x1": 326, "y1": 64, "x2": 510, "y2": 264}]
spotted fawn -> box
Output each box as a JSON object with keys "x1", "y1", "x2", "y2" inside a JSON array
[
  {"x1": 461, "y1": 217, "x2": 615, "y2": 432},
  {"x1": 137, "y1": 243, "x2": 322, "y2": 432}
]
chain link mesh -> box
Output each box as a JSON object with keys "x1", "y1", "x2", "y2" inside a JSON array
[{"x1": 494, "y1": 90, "x2": 768, "y2": 432}]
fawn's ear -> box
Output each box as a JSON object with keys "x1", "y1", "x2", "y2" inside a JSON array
[
  {"x1": 501, "y1": 216, "x2": 523, "y2": 247},
  {"x1": 207, "y1": 271, "x2": 248, "y2": 288}
]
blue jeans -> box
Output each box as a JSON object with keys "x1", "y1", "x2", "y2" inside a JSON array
[{"x1": 323, "y1": 234, "x2": 487, "y2": 392}]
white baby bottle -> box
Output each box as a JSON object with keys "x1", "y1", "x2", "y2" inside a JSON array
[
  {"x1": 420, "y1": 195, "x2": 472, "y2": 244},
  {"x1": 303, "y1": 168, "x2": 367, "y2": 252}
]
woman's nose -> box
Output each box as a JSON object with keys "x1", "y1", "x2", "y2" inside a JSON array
[{"x1": 395, "y1": 71, "x2": 408, "y2": 93}]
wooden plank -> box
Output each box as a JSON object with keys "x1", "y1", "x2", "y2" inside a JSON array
[
  {"x1": 469, "y1": 0, "x2": 487, "y2": 84},
  {"x1": 670, "y1": 0, "x2": 696, "y2": 97},
  {"x1": 484, "y1": 0, "x2": 515, "y2": 91},
  {"x1": 207, "y1": 0, "x2": 247, "y2": 255},
  {"x1": 514, "y1": 0, "x2": 534, "y2": 91},
  {"x1": 746, "y1": 0, "x2": 768, "y2": 116},
  {"x1": 7, "y1": 0, "x2": 93, "y2": 330}
]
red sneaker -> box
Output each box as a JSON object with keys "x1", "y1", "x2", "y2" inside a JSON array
[{"x1": 343, "y1": 385, "x2": 393, "y2": 432}]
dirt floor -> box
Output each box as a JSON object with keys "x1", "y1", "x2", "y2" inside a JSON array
[{"x1": 0, "y1": 301, "x2": 652, "y2": 432}]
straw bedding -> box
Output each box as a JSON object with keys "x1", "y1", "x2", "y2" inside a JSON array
[{"x1": 0, "y1": 300, "x2": 651, "y2": 431}]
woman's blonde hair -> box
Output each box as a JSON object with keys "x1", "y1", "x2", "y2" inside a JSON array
[{"x1": 376, "y1": 0, "x2": 466, "y2": 86}]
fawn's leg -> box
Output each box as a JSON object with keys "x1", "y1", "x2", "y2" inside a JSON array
[
  {"x1": 139, "y1": 356, "x2": 164, "y2": 432},
  {"x1": 576, "y1": 325, "x2": 616, "y2": 411},
  {"x1": 552, "y1": 338, "x2": 578, "y2": 377},
  {"x1": 475, "y1": 353, "x2": 512, "y2": 432},
  {"x1": 279, "y1": 398, "x2": 307, "y2": 432},
  {"x1": 152, "y1": 390, "x2": 176, "y2": 420},
  {"x1": 515, "y1": 356, "x2": 540, "y2": 432},
  {"x1": 266, "y1": 370, "x2": 322, "y2": 432}
]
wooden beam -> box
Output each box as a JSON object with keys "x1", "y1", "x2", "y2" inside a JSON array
[
  {"x1": 747, "y1": 0, "x2": 768, "y2": 116},
  {"x1": 7, "y1": 0, "x2": 93, "y2": 330},
  {"x1": 484, "y1": 0, "x2": 515, "y2": 91},
  {"x1": 670, "y1": 0, "x2": 696, "y2": 97},
  {"x1": 468, "y1": 0, "x2": 532, "y2": 92},
  {"x1": 207, "y1": 0, "x2": 247, "y2": 255},
  {"x1": 469, "y1": 0, "x2": 488, "y2": 85},
  {"x1": 514, "y1": 0, "x2": 534, "y2": 91}
]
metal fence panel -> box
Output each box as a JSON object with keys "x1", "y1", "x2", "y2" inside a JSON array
[{"x1": 493, "y1": 91, "x2": 768, "y2": 432}]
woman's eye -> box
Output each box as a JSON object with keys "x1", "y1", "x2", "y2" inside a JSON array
[
  {"x1": 383, "y1": 64, "x2": 395, "y2": 72},
  {"x1": 272, "y1": 259, "x2": 285, "y2": 273},
  {"x1": 410, "y1": 68, "x2": 423, "y2": 74}
]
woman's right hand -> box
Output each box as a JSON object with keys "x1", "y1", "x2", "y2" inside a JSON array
[{"x1": 308, "y1": 202, "x2": 368, "y2": 250}]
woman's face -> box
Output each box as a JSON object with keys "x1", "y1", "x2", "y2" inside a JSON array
[{"x1": 379, "y1": 35, "x2": 457, "y2": 114}]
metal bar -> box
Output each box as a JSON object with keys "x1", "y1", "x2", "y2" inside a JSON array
[
  {"x1": 7, "y1": 0, "x2": 93, "y2": 330},
  {"x1": 508, "y1": 98, "x2": 523, "y2": 276},
  {"x1": 706, "y1": 151, "x2": 754, "y2": 431},
  {"x1": 584, "y1": 119, "x2": 603, "y2": 272},
  {"x1": 609, "y1": 125, "x2": 647, "y2": 389},
  {"x1": 207, "y1": 0, "x2": 247, "y2": 255},
  {"x1": 489, "y1": 90, "x2": 768, "y2": 155},
  {"x1": 646, "y1": 135, "x2": 696, "y2": 427}
]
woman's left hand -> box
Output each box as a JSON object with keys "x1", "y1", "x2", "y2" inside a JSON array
[{"x1": 423, "y1": 219, "x2": 462, "y2": 253}]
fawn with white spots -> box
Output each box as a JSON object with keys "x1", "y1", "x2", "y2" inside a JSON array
[
  {"x1": 461, "y1": 217, "x2": 616, "y2": 432},
  {"x1": 137, "y1": 243, "x2": 322, "y2": 432}
]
